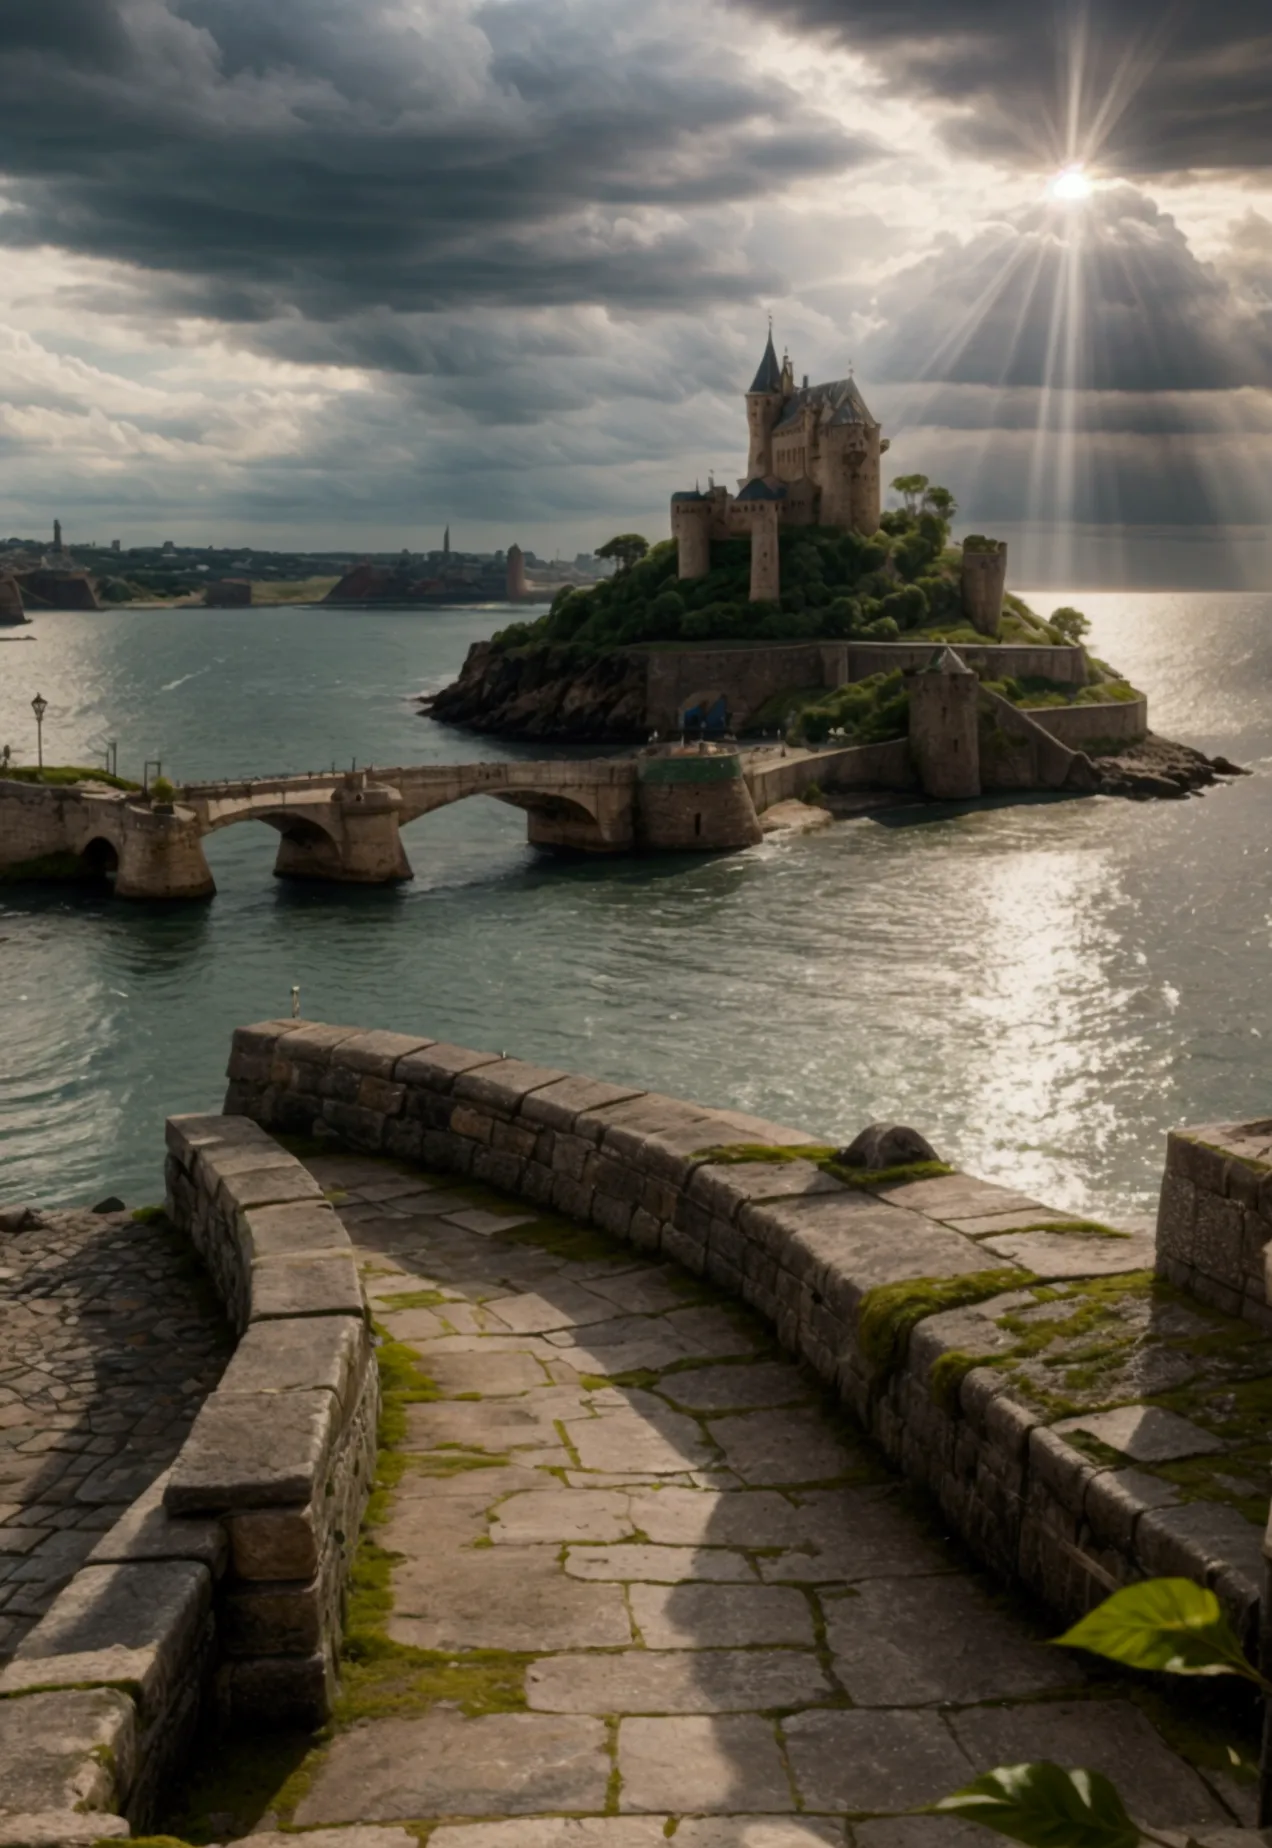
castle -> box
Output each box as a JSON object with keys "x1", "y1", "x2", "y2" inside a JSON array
[{"x1": 670, "y1": 331, "x2": 889, "y2": 602}]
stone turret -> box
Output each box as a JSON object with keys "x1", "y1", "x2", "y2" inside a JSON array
[
  {"x1": 961, "y1": 539, "x2": 1008, "y2": 638},
  {"x1": 734, "y1": 481, "x2": 784, "y2": 602},
  {"x1": 506, "y1": 543, "x2": 528, "y2": 600},
  {"x1": 908, "y1": 646, "x2": 981, "y2": 800},
  {"x1": 745, "y1": 333, "x2": 784, "y2": 480},
  {"x1": 671, "y1": 492, "x2": 712, "y2": 581}
]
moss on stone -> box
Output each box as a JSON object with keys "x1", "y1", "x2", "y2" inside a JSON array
[
  {"x1": 377, "y1": 1287, "x2": 449, "y2": 1310},
  {"x1": 928, "y1": 1347, "x2": 1001, "y2": 1415},
  {"x1": 821, "y1": 1158, "x2": 956, "y2": 1190},
  {"x1": 130, "y1": 1203, "x2": 167, "y2": 1225},
  {"x1": 502, "y1": 1216, "x2": 624, "y2": 1266},
  {"x1": 0, "y1": 850, "x2": 87, "y2": 882},
  {"x1": 692, "y1": 1143, "x2": 955, "y2": 1194},
  {"x1": 858, "y1": 1268, "x2": 1027, "y2": 1378}
]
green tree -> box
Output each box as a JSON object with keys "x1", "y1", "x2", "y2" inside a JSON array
[
  {"x1": 1051, "y1": 606, "x2": 1091, "y2": 644},
  {"x1": 891, "y1": 473, "x2": 931, "y2": 515},
  {"x1": 922, "y1": 484, "x2": 958, "y2": 521},
  {"x1": 595, "y1": 533, "x2": 649, "y2": 575}
]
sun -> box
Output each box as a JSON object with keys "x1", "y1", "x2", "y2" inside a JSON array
[{"x1": 1047, "y1": 162, "x2": 1094, "y2": 204}]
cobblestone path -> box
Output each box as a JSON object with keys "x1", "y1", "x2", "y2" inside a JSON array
[
  {"x1": 0, "y1": 1203, "x2": 232, "y2": 1661},
  {"x1": 189, "y1": 1154, "x2": 1254, "y2": 1844}
]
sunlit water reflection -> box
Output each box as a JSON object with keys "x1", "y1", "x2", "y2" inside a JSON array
[{"x1": 1, "y1": 594, "x2": 1268, "y2": 1217}]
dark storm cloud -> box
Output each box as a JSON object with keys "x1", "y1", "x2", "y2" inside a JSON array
[
  {"x1": 0, "y1": 0, "x2": 877, "y2": 319},
  {"x1": 734, "y1": 0, "x2": 1272, "y2": 176}
]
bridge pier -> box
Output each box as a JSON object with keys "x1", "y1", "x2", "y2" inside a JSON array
[
  {"x1": 115, "y1": 808, "x2": 216, "y2": 901},
  {"x1": 273, "y1": 782, "x2": 412, "y2": 885}
]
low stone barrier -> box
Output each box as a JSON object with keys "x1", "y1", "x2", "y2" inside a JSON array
[
  {"x1": 225, "y1": 1021, "x2": 1267, "y2": 1666},
  {"x1": 0, "y1": 1116, "x2": 376, "y2": 1840},
  {"x1": 745, "y1": 739, "x2": 915, "y2": 811},
  {"x1": 1023, "y1": 696, "x2": 1149, "y2": 750},
  {"x1": 1157, "y1": 1117, "x2": 1272, "y2": 1331}
]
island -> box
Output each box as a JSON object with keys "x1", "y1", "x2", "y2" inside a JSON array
[{"x1": 429, "y1": 332, "x2": 1243, "y2": 801}]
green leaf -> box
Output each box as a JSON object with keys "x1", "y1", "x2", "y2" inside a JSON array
[
  {"x1": 1054, "y1": 1578, "x2": 1256, "y2": 1681},
  {"x1": 935, "y1": 1762, "x2": 1140, "y2": 1848}
]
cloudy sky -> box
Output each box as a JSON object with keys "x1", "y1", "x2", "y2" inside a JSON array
[{"x1": 3, "y1": 0, "x2": 1271, "y2": 583}]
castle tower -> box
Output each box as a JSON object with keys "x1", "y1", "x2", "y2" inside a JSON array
[
  {"x1": 745, "y1": 331, "x2": 785, "y2": 480},
  {"x1": 909, "y1": 647, "x2": 981, "y2": 800},
  {"x1": 53, "y1": 518, "x2": 63, "y2": 554},
  {"x1": 506, "y1": 542, "x2": 528, "y2": 601},
  {"x1": 443, "y1": 525, "x2": 450, "y2": 558},
  {"x1": 961, "y1": 540, "x2": 1008, "y2": 639},
  {"x1": 671, "y1": 491, "x2": 711, "y2": 580}
]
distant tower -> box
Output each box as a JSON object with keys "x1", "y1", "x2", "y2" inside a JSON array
[
  {"x1": 53, "y1": 518, "x2": 63, "y2": 554},
  {"x1": 506, "y1": 543, "x2": 527, "y2": 601},
  {"x1": 443, "y1": 525, "x2": 451, "y2": 558},
  {"x1": 745, "y1": 329, "x2": 785, "y2": 480}
]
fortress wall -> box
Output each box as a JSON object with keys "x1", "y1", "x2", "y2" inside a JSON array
[
  {"x1": 847, "y1": 641, "x2": 1090, "y2": 686},
  {"x1": 0, "y1": 781, "x2": 76, "y2": 868},
  {"x1": 223, "y1": 1021, "x2": 1262, "y2": 1661},
  {"x1": 1021, "y1": 696, "x2": 1148, "y2": 749},
  {"x1": 745, "y1": 738, "x2": 916, "y2": 810},
  {"x1": 643, "y1": 644, "x2": 835, "y2": 733},
  {"x1": 0, "y1": 1114, "x2": 379, "y2": 1835}
]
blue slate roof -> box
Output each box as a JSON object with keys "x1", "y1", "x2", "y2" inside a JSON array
[
  {"x1": 773, "y1": 376, "x2": 875, "y2": 432},
  {"x1": 671, "y1": 489, "x2": 706, "y2": 502},
  {"x1": 749, "y1": 334, "x2": 783, "y2": 395},
  {"x1": 736, "y1": 478, "x2": 787, "y2": 502}
]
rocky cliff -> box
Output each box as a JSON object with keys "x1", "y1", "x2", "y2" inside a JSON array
[{"x1": 428, "y1": 643, "x2": 650, "y2": 741}]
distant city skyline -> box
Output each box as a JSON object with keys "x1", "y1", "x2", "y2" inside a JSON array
[{"x1": 2, "y1": 2, "x2": 1271, "y2": 586}]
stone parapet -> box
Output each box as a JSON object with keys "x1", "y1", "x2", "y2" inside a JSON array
[
  {"x1": 223, "y1": 1020, "x2": 1265, "y2": 1671},
  {"x1": 1156, "y1": 1119, "x2": 1272, "y2": 1329},
  {"x1": 0, "y1": 1117, "x2": 377, "y2": 1837}
]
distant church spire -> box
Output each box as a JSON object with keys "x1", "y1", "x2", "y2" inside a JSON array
[{"x1": 749, "y1": 328, "x2": 783, "y2": 395}]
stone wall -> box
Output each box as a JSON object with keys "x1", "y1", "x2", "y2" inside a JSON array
[
  {"x1": 0, "y1": 1118, "x2": 377, "y2": 1838},
  {"x1": 224, "y1": 1021, "x2": 1265, "y2": 1665},
  {"x1": 745, "y1": 739, "x2": 916, "y2": 810},
  {"x1": 1023, "y1": 697, "x2": 1149, "y2": 750},
  {"x1": 1157, "y1": 1118, "x2": 1272, "y2": 1331}
]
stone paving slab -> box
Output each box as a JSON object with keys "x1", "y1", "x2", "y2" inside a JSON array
[
  {"x1": 166, "y1": 1154, "x2": 1252, "y2": 1840},
  {"x1": 0, "y1": 1203, "x2": 230, "y2": 1662}
]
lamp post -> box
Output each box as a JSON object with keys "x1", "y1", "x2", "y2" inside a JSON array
[{"x1": 30, "y1": 693, "x2": 47, "y2": 771}]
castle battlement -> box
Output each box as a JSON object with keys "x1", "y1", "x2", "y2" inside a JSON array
[{"x1": 671, "y1": 331, "x2": 890, "y2": 602}]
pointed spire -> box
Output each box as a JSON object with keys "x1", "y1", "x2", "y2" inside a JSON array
[{"x1": 749, "y1": 328, "x2": 783, "y2": 395}]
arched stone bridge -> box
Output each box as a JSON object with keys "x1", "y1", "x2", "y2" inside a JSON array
[{"x1": 0, "y1": 752, "x2": 772, "y2": 899}]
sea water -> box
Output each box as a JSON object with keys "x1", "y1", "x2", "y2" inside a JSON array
[{"x1": 0, "y1": 593, "x2": 1268, "y2": 1220}]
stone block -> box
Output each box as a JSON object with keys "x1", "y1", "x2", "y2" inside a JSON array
[
  {"x1": 425, "y1": 1129, "x2": 471, "y2": 1172},
  {"x1": 521, "y1": 1075, "x2": 647, "y2": 1134},
  {"x1": 454, "y1": 1059, "x2": 568, "y2": 1117},
  {"x1": 320, "y1": 1099, "x2": 387, "y2": 1148},
  {"x1": 87, "y1": 1470, "x2": 228, "y2": 1578},
  {"x1": 249, "y1": 1251, "x2": 365, "y2": 1323},
  {"x1": 223, "y1": 1573, "x2": 324, "y2": 1656},
  {"x1": 240, "y1": 1200, "x2": 347, "y2": 1264},
  {"x1": 356, "y1": 1075, "x2": 406, "y2": 1117},
  {"x1": 594, "y1": 1096, "x2": 719, "y2": 1166},
  {"x1": 166, "y1": 1389, "x2": 335, "y2": 1513},
  {"x1": 220, "y1": 1163, "x2": 324, "y2": 1214},
  {"x1": 400, "y1": 1085, "x2": 455, "y2": 1129},
  {"x1": 329, "y1": 1029, "x2": 433, "y2": 1078},
  {"x1": 984, "y1": 1389, "x2": 1038, "y2": 1465},
  {"x1": 1028, "y1": 1427, "x2": 1099, "y2": 1516},
  {"x1": 229, "y1": 1019, "x2": 296, "y2": 1060},
  {"x1": 218, "y1": 1315, "x2": 367, "y2": 1405},
  {"x1": 592, "y1": 1193, "x2": 634, "y2": 1239},
  {"x1": 552, "y1": 1176, "x2": 594, "y2": 1220},
  {"x1": 228, "y1": 1505, "x2": 323, "y2": 1581},
  {"x1": 395, "y1": 1042, "x2": 503, "y2": 1091},
  {"x1": 1167, "y1": 1130, "x2": 1233, "y2": 1195},
  {"x1": 217, "y1": 1645, "x2": 336, "y2": 1728},
  {"x1": 492, "y1": 1119, "x2": 541, "y2": 1160},
  {"x1": 451, "y1": 1103, "x2": 495, "y2": 1144},
  {"x1": 0, "y1": 1814, "x2": 132, "y2": 1845},
  {"x1": 628, "y1": 1208, "x2": 662, "y2": 1253},
  {"x1": 277, "y1": 1022, "x2": 361, "y2": 1066},
  {"x1": 1155, "y1": 1173, "x2": 1197, "y2": 1266},
  {"x1": 1082, "y1": 1467, "x2": 1179, "y2": 1554},
  {"x1": 470, "y1": 1148, "x2": 527, "y2": 1193},
  {"x1": 1136, "y1": 1501, "x2": 1265, "y2": 1590},
  {"x1": 0, "y1": 1687, "x2": 136, "y2": 1814},
  {"x1": 382, "y1": 1117, "x2": 427, "y2": 1160},
  {"x1": 1, "y1": 1560, "x2": 211, "y2": 1724},
  {"x1": 521, "y1": 1161, "x2": 558, "y2": 1206},
  {"x1": 1193, "y1": 1190, "x2": 1247, "y2": 1291}
]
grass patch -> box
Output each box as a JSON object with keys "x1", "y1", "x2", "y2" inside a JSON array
[
  {"x1": 2, "y1": 763, "x2": 141, "y2": 790},
  {"x1": 249, "y1": 575, "x2": 342, "y2": 605},
  {"x1": 858, "y1": 1269, "x2": 1028, "y2": 1378},
  {"x1": 1003, "y1": 1219, "x2": 1132, "y2": 1240},
  {"x1": 130, "y1": 1203, "x2": 167, "y2": 1225}
]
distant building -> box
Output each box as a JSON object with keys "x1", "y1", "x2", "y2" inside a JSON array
[
  {"x1": 53, "y1": 518, "x2": 63, "y2": 554},
  {"x1": 506, "y1": 543, "x2": 528, "y2": 600}
]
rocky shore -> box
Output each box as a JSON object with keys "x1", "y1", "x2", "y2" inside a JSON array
[
  {"x1": 426, "y1": 640, "x2": 648, "y2": 742},
  {"x1": 1090, "y1": 733, "x2": 1250, "y2": 799}
]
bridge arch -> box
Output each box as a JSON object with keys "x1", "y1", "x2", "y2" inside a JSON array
[{"x1": 80, "y1": 837, "x2": 119, "y2": 881}]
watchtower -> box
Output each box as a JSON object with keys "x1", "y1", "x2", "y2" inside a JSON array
[{"x1": 745, "y1": 332, "x2": 784, "y2": 480}]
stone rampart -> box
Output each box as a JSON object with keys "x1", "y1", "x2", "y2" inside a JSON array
[
  {"x1": 224, "y1": 1021, "x2": 1265, "y2": 1666},
  {"x1": 745, "y1": 738, "x2": 916, "y2": 810},
  {"x1": 0, "y1": 1119, "x2": 376, "y2": 1837},
  {"x1": 1157, "y1": 1118, "x2": 1272, "y2": 1330},
  {"x1": 1022, "y1": 696, "x2": 1148, "y2": 750}
]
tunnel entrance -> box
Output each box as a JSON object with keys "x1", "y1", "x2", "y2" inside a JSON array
[{"x1": 80, "y1": 837, "x2": 119, "y2": 882}]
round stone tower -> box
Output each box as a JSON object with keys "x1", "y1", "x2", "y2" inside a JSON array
[
  {"x1": 636, "y1": 749, "x2": 763, "y2": 852},
  {"x1": 671, "y1": 492, "x2": 712, "y2": 581},
  {"x1": 961, "y1": 540, "x2": 1008, "y2": 638}
]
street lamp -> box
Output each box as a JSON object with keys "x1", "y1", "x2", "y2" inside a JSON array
[{"x1": 30, "y1": 693, "x2": 47, "y2": 771}]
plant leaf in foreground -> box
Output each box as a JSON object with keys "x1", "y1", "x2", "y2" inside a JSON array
[
  {"x1": 935, "y1": 1762, "x2": 1140, "y2": 1848},
  {"x1": 1054, "y1": 1578, "x2": 1257, "y2": 1681}
]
